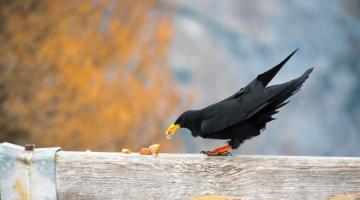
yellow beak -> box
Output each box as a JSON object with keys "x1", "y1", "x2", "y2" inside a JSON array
[{"x1": 165, "y1": 123, "x2": 181, "y2": 139}]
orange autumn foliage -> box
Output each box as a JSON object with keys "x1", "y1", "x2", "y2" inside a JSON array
[{"x1": 0, "y1": 0, "x2": 180, "y2": 151}]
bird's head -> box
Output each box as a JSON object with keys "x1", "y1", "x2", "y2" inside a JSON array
[{"x1": 165, "y1": 110, "x2": 199, "y2": 139}]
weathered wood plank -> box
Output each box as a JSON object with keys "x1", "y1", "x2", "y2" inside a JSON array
[{"x1": 55, "y1": 152, "x2": 360, "y2": 200}]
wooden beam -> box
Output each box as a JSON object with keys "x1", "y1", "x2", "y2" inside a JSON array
[{"x1": 55, "y1": 152, "x2": 360, "y2": 200}]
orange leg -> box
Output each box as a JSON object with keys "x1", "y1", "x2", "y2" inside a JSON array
[{"x1": 201, "y1": 145, "x2": 232, "y2": 156}]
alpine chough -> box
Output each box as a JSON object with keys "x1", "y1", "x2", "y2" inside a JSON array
[{"x1": 165, "y1": 49, "x2": 313, "y2": 156}]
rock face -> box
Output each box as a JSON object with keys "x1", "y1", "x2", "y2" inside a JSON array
[{"x1": 168, "y1": 0, "x2": 360, "y2": 156}]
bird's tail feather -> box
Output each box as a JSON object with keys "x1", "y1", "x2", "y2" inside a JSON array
[
  {"x1": 254, "y1": 67, "x2": 314, "y2": 129},
  {"x1": 257, "y1": 49, "x2": 298, "y2": 87}
]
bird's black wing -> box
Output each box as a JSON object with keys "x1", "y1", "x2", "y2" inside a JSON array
[
  {"x1": 219, "y1": 49, "x2": 298, "y2": 103},
  {"x1": 199, "y1": 50, "x2": 305, "y2": 134},
  {"x1": 257, "y1": 49, "x2": 298, "y2": 87},
  {"x1": 253, "y1": 67, "x2": 314, "y2": 130},
  {"x1": 199, "y1": 79, "x2": 281, "y2": 134}
]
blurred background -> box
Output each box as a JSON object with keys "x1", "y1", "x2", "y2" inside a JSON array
[{"x1": 0, "y1": 0, "x2": 359, "y2": 156}]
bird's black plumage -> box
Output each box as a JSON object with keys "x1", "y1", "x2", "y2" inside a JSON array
[{"x1": 174, "y1": 50, "x2": 313, "y2": 150}]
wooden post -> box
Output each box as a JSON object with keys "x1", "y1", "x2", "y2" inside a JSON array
[{"x1": 55, "y1": 152, "x2": 360, "y2": 200}]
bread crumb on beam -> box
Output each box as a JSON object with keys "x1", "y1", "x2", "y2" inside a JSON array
[
  {"x1": 121, "y1": 148, "x2": 132, "y2": 154},
  {"x1": 139, "y1": 147, "x2": 152, "y2": 155},
  {"x1": 149, "y1": 144, "x2": 160, "y2": 155},
  {"x1": 139, "y1": 144, "x2": 160, "y2": 155}
]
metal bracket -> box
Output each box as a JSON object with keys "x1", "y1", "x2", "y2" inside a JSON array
[{"x1": 0, "y1": 142, "x2": 61, "y2": 200}]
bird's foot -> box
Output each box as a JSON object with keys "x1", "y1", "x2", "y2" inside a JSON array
[
  {"x1": 200, "y1": 150, "x2": 232, "y2": 156},
  {"x1": 200, "y1": 145, "x2": 232, "y2": 156}
]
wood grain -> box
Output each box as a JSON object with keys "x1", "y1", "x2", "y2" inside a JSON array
[{"x1": 55, "y1": 152, "x2": 360, "y2": 200}]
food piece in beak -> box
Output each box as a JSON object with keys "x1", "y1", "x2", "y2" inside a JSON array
[{"x1": 165, "y1": 123, "x2": 180, "y2": 139}]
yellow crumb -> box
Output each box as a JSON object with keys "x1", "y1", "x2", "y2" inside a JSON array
[{"x1": 121, "y1": 148, "x2": 132, "y2": 154}]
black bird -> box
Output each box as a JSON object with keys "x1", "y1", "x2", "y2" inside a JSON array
[{"x1": 165, "y1": 49, "x2": 313, "y2": 156}]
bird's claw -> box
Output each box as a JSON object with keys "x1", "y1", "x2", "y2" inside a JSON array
[{"x1": 200, "y1": 150, "x2": 232, "y2": 156}]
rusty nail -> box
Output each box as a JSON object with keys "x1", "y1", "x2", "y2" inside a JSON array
[{"x1": 24, "y1": 144, "x2": 35, "y2": 151}]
